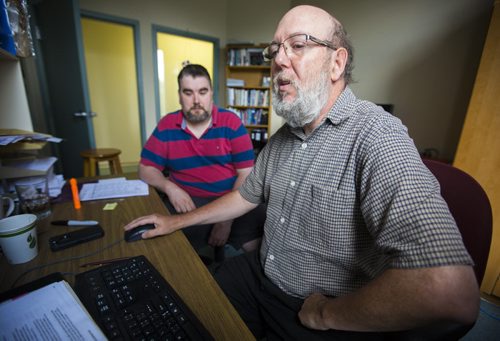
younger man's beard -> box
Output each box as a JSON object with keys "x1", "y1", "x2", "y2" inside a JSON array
[
  {"x1": 184, "y1": 106, "x2": 210, "y2": 123},
  {"x1": 273, "y1": 68, "x2": 330, "y2": 128}
]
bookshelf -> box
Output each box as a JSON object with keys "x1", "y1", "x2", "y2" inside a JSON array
[{"x1": 225, "y1": 44, "x2": 271, "y2": 155}]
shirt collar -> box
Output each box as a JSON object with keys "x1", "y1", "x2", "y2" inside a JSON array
[{"x1": 325, "y1": 86, "x2": 356, "y2": 126}]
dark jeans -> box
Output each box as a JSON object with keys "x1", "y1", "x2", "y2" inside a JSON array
[
  {"x1": 214, "y1": 250, "x2": 471, "y2": 341},
  {"x1": 162, "y1": 195, "x2": 265, "y2": 252}
]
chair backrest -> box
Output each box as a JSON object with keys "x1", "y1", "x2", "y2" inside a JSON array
[{"x1": 422, "y1": 158, "x2": 493, "y2": 285}]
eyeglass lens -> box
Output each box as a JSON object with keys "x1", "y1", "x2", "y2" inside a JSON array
[{"x1": 264, "y1": 34, "x2": 309, "y2": 60}]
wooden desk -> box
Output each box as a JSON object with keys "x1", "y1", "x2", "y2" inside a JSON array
[{"x1": 0, "y1": 186, "x2": 254, "y2": 340}]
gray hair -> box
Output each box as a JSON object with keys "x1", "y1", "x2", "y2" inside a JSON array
[{"x1": 329, "y1": 18, "x2": 354, "y2": 85}]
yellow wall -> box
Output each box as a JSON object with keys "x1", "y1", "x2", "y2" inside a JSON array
[
  {"x1": 81, "y1": 18, "x2": 141, "y2": 168},
  {"x1": 156, "y1": 33, "x2": 213, "y2": 115}
]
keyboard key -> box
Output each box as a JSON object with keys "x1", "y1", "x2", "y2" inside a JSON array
[{"x1": 74, "y1": 255, "x2": 213, "y2": 340}]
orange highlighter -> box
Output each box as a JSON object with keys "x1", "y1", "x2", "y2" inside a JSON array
[{"x1": 69, "y1": 178, "x2": 81, "y2": 209}]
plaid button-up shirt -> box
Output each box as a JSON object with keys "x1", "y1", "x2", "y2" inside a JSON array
[{"x1": 240, "y1": 87, "x2": 472, "y2": 298}]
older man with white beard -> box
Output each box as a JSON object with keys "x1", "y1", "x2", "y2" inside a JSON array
[{"x1": 125, "y1": 5, "x2": 478, "y2": 339}]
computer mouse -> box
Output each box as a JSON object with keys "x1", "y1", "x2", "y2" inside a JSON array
[{"x1": 124, "y1": 223, "x2": 155, "y2": 242}]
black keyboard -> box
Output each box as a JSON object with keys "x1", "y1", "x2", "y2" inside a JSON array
[{"x1": 74, "y1": 255, "x2": 213, "y2": 340}]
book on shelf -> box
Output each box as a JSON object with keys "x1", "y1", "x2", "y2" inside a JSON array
[
  {"x1": 251, "y1": 128, "x2": 268, "y2": 142},
  {"x1": 227, "y1": 47, "x2": 266, "y2": 66},
  {"x1": 226, "y1": 78, "x2": 245, "y2": 87},
  {"x1": 247, "y1": 48, "x2": 265, "y2": 65},
  {"x1": 261, "y1": 76, "x2": 271, "y2": 87},
  {"x1": 230, "y1": 108, "x2": 268, "y2": 126},
  {"x1": 226, "y1": 88, "x2": 269, "y2": 107}
]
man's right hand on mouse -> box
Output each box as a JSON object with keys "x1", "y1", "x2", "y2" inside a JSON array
[{"x1": 124, "y1": 213, "x2": 179, "y2": 239}]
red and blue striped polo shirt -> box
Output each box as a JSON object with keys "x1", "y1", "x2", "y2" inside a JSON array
[{"x1": 140, "y1": 105, "x2": 254, "y2": 198}]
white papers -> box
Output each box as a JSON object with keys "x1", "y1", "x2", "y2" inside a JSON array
[
  {"x1": 46, "y1": 136, "x2": 63, "y2": 143},
  {"x1": 0, "y1": 280, "x2": 106, "y2": 340},
  {"x1": 0, "y1": 135, "x2": 24, "y2": 145},
  {"x1": 79, "y1": 177, "x2": 149, "y2": 201},
  {"x1": 49, "y1": 174, "x2": 66, "y2": 197},
  {"x1": 0, "y1": 157, "x2": 65, "y2": 197},
  {"x1": 5, "y1": 156, "x2": 57, "y2": 172},
  {"x1": 0, "y1": 133, "x2": 62, "y2": 145}
]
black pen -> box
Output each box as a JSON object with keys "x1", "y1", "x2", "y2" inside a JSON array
[{"x1": 80, "y1": 257, "x2": 131, "y2": 268}]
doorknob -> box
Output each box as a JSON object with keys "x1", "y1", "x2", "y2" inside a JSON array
[{"x1": 74, "y1": 111, "x2": 98, "y2": 118}]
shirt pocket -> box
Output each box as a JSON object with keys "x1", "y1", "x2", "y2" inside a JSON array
[{"x1": 298, "y1": 184, "x2": 359, "y2": 250}]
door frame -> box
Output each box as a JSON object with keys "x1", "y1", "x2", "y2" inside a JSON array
[
  {"x1": 151, "y1": 25, "x2": 220, "y2": 123},
  {"x1": 80, "y1": 10, "x2": 146, "y2": 146}
]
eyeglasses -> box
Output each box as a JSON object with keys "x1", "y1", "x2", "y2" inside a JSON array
[{"x1": 262, "y1": 34, "x2": 336, "y2": 61}]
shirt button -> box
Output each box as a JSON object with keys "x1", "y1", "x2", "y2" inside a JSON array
[
  {"x1": 269, "y1": 255, "x2": 275, "y2": 260},
  {"x1": 280, "y1": 217, "x2": 285, "y2": 223},
  {"x1": 290, "y1": 181, "x2": 295, "y2": 187},
  {"x1": 301, "y1": 143, "x2": 307, "y2": 149}
]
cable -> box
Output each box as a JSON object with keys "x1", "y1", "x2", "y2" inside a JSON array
[{"x1": 10, "y1": 237, "x2": 124, "y2": 289}]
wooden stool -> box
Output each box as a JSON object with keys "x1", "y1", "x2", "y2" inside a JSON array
[{"x1": 80, "y1": 148, "x2": 123, "y2": 177}]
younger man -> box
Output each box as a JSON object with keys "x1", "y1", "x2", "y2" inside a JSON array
[{"x1": 139, "y1": 64, "x2": 263, "y2": 255}]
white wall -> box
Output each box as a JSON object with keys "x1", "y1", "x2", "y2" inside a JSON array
[
  {"x1": 0, "y1": 60, "x2": 32, "y2": 131},
  {"x1": 291, "y1": 0, "x2": 493, "y2": 161},
  {"x1": 226, "y1": 0, "x2": 290, "y2": 44}
]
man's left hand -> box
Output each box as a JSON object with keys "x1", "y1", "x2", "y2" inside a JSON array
[
  {"x1": 298, "y1": 293, "x2": 330, "y2": 330},
  {"x1": 208, "y1": 220, "x2": 232, "y2": 247}
]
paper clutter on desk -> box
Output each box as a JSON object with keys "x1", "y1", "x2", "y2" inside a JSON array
[
  {"x1": 0, "y1": 157, "x2": 65, "y2": 198},
  {"x1": 79, "y1": 178, "x2": 149, "y2": 201}
]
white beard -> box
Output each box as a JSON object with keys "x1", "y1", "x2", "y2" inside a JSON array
[{"x1": 273, "y1": 67, "x2": 331, "y2": 128}]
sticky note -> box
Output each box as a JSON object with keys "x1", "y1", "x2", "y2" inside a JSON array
[{"x1": 103, "y1": 203, "x2": 118, "y2": 210}]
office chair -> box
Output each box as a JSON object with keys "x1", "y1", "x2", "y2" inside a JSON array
[
  {"x1": 422, "y1": 158, "x2": 493, "y2": 285},
  {"x1": 389, "y1": 159, "x2": 494, "y2": 341}
]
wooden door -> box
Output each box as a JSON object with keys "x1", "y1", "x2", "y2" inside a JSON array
[{"x1": 453, "y1": 0, "x2": 500, "y2": 295}]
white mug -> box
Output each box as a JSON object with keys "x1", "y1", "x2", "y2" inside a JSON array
[
  {"x1": 0, "y1": 213, "x2": 38, "y2": 264},
  {"x1": 0, "y1": 196, "x2": 15, "y2": 219}
]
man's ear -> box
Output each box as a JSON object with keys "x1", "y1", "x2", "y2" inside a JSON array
[{"x1": 331, "y1": 47, "x2": 348, "y2": 82}]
